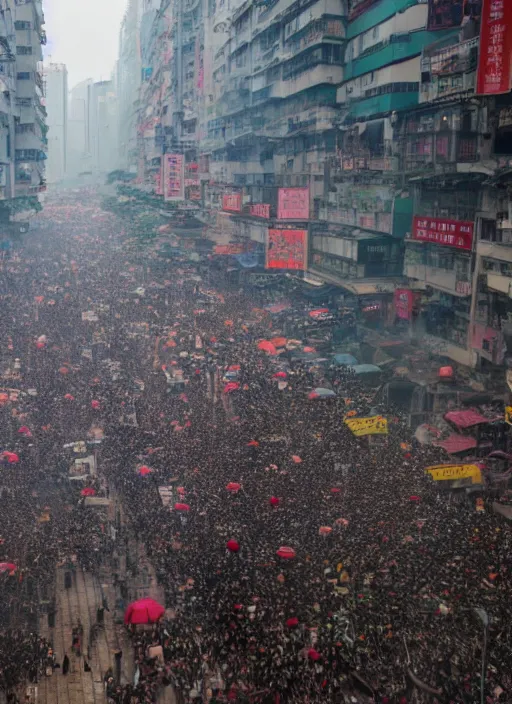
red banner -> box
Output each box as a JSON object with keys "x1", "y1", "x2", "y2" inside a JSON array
[
  {"x1": 249, "y1": 203, "x2": 270, "y2": 219},
  {"x1": 394, "y1": 289, "x2": 415, "y2": 320},
  {"x1": 476, "y1": 0, "x2": 512, "y2": 95},
  {"x1": 266, "y1": 229, "x2": 307, "y2": 270},
  {"x1": 222, "y1": 194, "x2": 242, "y2": 212},
  {"x1": 164, "y1": 154, "x2": 185, "y2": 201},
  {"x1": 277, "y1": 188, "x2": 310, "y2": 220},
  {"x1": 412, "y1": 216, "x2": 474, "y2": 251}
]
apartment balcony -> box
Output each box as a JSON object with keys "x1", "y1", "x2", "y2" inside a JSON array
[
  {"x1": 213, "y1": 6, "x2": 231, "y2": 33},
  {"x1": 485, "y1": 272, "x2": 512, "y2": 297},
  {"x1": 477, "y1": 239, "x2": 512, "y2": 264},
  {"x1": 281, "y1": 64, "x2": 343, "y2": 99},
  {"x1": 15, "y1": 130, "x2": 44, "y2": 151},
  {"x1": 419, "y1": 36, "x2": 478, "y2": 104},
  {"x1": 403, "y1": 131, "x2": 479, "y2": 174},
  {"x1": 348, "y1": 90, "x2": 419, "y2": 120},
  {"x1": 404, "y1": 263, "x2": 472, "y2": 297}
]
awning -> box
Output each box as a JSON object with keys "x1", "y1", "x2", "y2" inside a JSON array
[
  {"x1": 444, "y1": 409, "x2": 490, "y2": 429},
  {"x1": 341, "y1": 280, "x2": 403, "y2": 295},
  {"x1": 434, "y1": 434, "x2": 477, "y2": 454},
  {"x1": 361, "y1": 119, "x2": 384, "y2": 149}
]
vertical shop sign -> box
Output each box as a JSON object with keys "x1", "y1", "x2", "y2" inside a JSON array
[
  {"x1": 476, "y1": 0, "x2": 512, "y2": 95},
  {"x1": 163, "y1": 154, "x2": 185, "y2": 201}
]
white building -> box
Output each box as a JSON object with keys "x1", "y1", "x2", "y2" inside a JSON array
[{"x1": 43, "y1": 62, "x2": 68, "y2": 183}]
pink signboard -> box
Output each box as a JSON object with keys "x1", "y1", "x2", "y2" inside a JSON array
[
  {"x1": 164, "y1": 154, "x2": 185, "y2": 201},
  {"x1": 249, "y1": 203, "x2": 270, "y2": 219},
  {"x1": 277, "y1": 187, "x2": 310, "y2": 220},
  {"x1": 222, "y1": 194, "x2": 242, "y2": 212}
]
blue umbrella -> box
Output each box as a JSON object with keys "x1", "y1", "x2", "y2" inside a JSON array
[
  {"x1": 331, "y1": 353, "x2": 358, "y2": 366},
  {"x1": 349, "y1": 364, "x2": 382, "y2": 375},
  {"x1": 308, "y1": 387, "x2": 336, "y2": 399}
]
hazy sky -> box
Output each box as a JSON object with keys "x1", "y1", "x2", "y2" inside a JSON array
[{"x1": 43, "y1": 0, "x2": 128, "y2": 90}]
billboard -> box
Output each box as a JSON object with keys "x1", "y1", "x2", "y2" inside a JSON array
[
  {"x1": 277, "y1": 187, "x2": 310, "y2": 220},
  {"x1": 163, "y1": 154, "x2": 185, "y2": 201},
  {"x1": 249, "y1": 203, "x2": 271, "y2": 218},
  {"x1": 476, "y1": 0, "x2": 512, "y2": 95},
  {"x1": 394, "y1": 289, "x2": 415, "y2": 320},
  {"x1": 427, "y1": 0, "x2": 482, "y2": 31},
  {"x1": 412, "y1": 216, "x2": 474, "y2": 250},
  {"x1": 266, "y1": 229, "x2": 307, "y2": 270},
  {"x1": 222, "y1": 194, "x2": 242, "y2": 212}
]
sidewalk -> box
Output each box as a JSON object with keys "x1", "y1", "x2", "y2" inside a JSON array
[{"x1": 37, "y1": 566, "x2": 134, "y2": 704}]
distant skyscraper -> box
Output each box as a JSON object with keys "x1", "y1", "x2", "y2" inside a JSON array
[
  {"x1": 68, "y1": 79, "x2": 92, "y2": 177},
  {"x1": 43, "y1": 62, "x2": 68, "y2": 183}
]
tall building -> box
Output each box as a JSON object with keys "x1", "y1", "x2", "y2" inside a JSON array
[
  {"x1": 0, "y1": 0, "x2": 47, "y2": 223},
  {"x1": 88, "y1": 79, "x2": 118, "y2": 176},
  {"x1": 117, "y1": 0, "x2": 142, "y2": 172},
  {"x1": 67, "y1": 78, "x2": 92, "y2": 177},
  {"x1": 122, "y1": 0, "x2": 512, "y2": 381},
  {"x1": 43, "y1": 61, "x2": 67, "y2": 183}
]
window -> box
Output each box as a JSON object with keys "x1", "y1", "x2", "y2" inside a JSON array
[
  {"x1": 16, "y1": 46, "x2": 32, "y2": 55},
  {"x1": 17, "y1": 72, "x2": 30, "y2": 80},
  {"x1": 14, "y1": 21, "x2": 31, "y2": 30}
]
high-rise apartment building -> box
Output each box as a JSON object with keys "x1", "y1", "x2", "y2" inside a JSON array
[
  {"x1": 124, "y1": 0, "x2": 512, "y2": 379},
  {"x1": 0, "y1": 0, "x2": 47, "y2": 226},
  {"x1": 67, "y1": 78, "x2": 92, "y2": 177},
  {"x1": 43, "y1": 61, "x2": 67, "y2": 183},
  {"x1": 117, "y1": 0, "x2": 142, "y2": 172}
]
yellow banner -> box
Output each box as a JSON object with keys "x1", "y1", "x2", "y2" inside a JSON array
[
  {"x1": 505, "y1": 406, "x2": 512, "y2": 425},
  {"x1": 345, "y1": 416, "x2": 388, "y2": 437},
  {"x1": 425, "y1": 463, "x2": 482, "y2": 484}
]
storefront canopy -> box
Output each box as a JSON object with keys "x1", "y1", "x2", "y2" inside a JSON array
[
  {"x1": 444, "y1": 409, "x2": 490, "y2": 429},
  {"x1": 434, "y1": 434, "x2": 477, "y2": 455}
]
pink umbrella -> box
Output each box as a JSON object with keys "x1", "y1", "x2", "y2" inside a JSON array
[
  {"x1": 272, "y1": 371, "x2": 287, "y2": 379},
  {"x1": 91, "y1": 400, "x2": 100, "y2": 409},
  {"x1": 257, "y1": 341, "x2": 277, "y2": 355},
  {"x1": 270, "y1": 496, "x2": 280, "y2": 507},
  {"x1": 124, "y1": 597, "x2": 165, "y2": 625},
  {"x1": 286, "y1": 617, "x2": 299, "y2": 628},
  {"x1": 80, "y1": 487, "x2": 96, "y2": 497},
  {"x1": 223, "y1": 382, "x2": 240, "y2": 394},
  {"x1": 174, "y1": 502, "x2": 190, "y2": 512},
  {"x1": 226, "y1": 482, "x2": 241, "y2": 493},
  {"x1": 18, "y1": 426, "x2": 32, "y2": 437},
  {"x1": 276, "y1": 546, "x2": 296, "y2": 559},
  {"x1": 64, "y1": 393, "x2": 75, "y2": 400},
  {"x1": 0, "y1": 562, "x2": 16, "y2": 573},
  {"x1": 2, "y1": 452, "x2": 19, "y2": 463},
  {"x1": 319, "y1": 526, "x2": 332, "y2": 535}
]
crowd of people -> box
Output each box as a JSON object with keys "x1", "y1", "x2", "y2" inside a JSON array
[{"x1": 0, "y1": 191, "x2": 512, "y2": 703}]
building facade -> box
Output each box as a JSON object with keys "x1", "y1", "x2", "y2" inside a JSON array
[
  {"x1": 67, "y1": 78, "x2": 92, "y2": 177},
  {"x1": 117, "y1": 0, "x2": 142, "y2": 172},
  {"x1": 43, "y1": 61, "x2": 67, "y2": 183},
  {"x1": 125, "y1": 0, "x2": 512, "y2": 379},
  {"x1": 0, "y1": 0, "x2": 47, "y2": 220}
]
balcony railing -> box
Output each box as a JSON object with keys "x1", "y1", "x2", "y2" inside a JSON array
[{"x1": 403, "y1": 131, "x2": 479, "y2": 172}]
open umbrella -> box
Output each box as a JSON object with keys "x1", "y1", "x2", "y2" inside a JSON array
[
  {"x1": 257, "y1": 341, "x2": 277, "y2": 355},
  {"x1": 64, "y1": 393, "x2": 75, "y2": 400},
  {"x1": 226, "y1": 539, "x2": 240, "y2": 553},
  {"x1": 138, "y1": 466, "x2": 153, "y2": 476},
  {"x1": 124, "y1": 597, "x2": 165, "y2": 625},
  {"x1": 223, "y1": 382, "x2": 240, "y2": 394},
  {"x1": 331, "y1": 353, "x2": 358, "y2": 366},
  {"x1": 80, "y1": 487, "x2": 96, "y2": 497},
  {"x1": 276, "y1": 546, "x2": 296, "y2": 559},
  {"x1": 308, "y1": 388, "x2": 336, "y2": 400},
  {"x1": 2, "y1": 452, "x2": 19, "y2": 463},
  {"x1": 226, "y1": 482, "x2": 241, "y2": 493},
  {"x1": 91, "y1": 400, "x2": 100, "y2": 409},
  {"x1": 174, "y1": 502, "x2": 190, "y2": 512},
  {"x1": 271, "y1": 337, "x2": 287, "y2": 349},
  {"x1": 0, "y1": 562, "x2": 16, "y2": 573}
]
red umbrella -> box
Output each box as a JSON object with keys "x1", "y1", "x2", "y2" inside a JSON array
[
  {"x1": 247, "y1": 440, "x2": 259, "y2": 447},
  {"x1": 0, "y1": 562, "x2": 17, "y2": 573},
  {"x1": 174, "y1": 502, "x2": 190, "y2": 512},
  {"x1": 409, "y1": 495, "x2": 421, "y2": 502},
  {"x1": 124, "y1": 597, "x2": 165, "y2": 625},
  {"x1": 228, "y1": 364, "x2": 241, "y2": 371},
  {"x1": 319, "y1": 526, "x2": 332, "y2": 535},
  {"x1": 2, "y1": 452, "x2": 19, "y2": 463},
  {"x1": 59, "y1": 366, "x2": 69, "y2": 375},
  {"x1": 270, "y1": 496, "x2": 280, "y2": 507},
  {"x1": 177, "y1": 486, "x2": 186, "y2": 495},
  {"x1": 226, "y1": 482, "x2": 241, "y2": 493},
  {"x1": 276, "y1": 546, "x2": 296, "y2": 559},
  {"x1": 286, "y1": 617, "x2": 299, "y2": 628},
  {"x1": 18, "y1": 426, "x2": 31, "y2": 436},
  {"x1": 272, "y1": 371, "x2": 287, "y2": 379},
  {"x1": 138, "y1": 466, "x2": 153, "y2": 476},
  {"x1": 303, "y1": 346, "x2": 317, "y2": 353},
  {"x1": 257, "y1": 341, "x2": 277, "y2": 355},
  {"x1": 308, "y1": 648, "x2": 321, "y2": 661},
  {"x1": 81, "y1": 487, "x2": 96, "y2": 497},
  {"x1": 330, "y1": 488, "x2": 341, "y2": 494},
  {"x1": 226, "y1": 539, "x2": 240, "y2": 553},
  {"x1": 223, "y1": 382, "x2": 240, "y2": 394}
]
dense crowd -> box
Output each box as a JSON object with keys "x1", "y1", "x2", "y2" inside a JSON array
[{"x1": 0, "y1": 192, "x2": 512, "y2": 703}]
